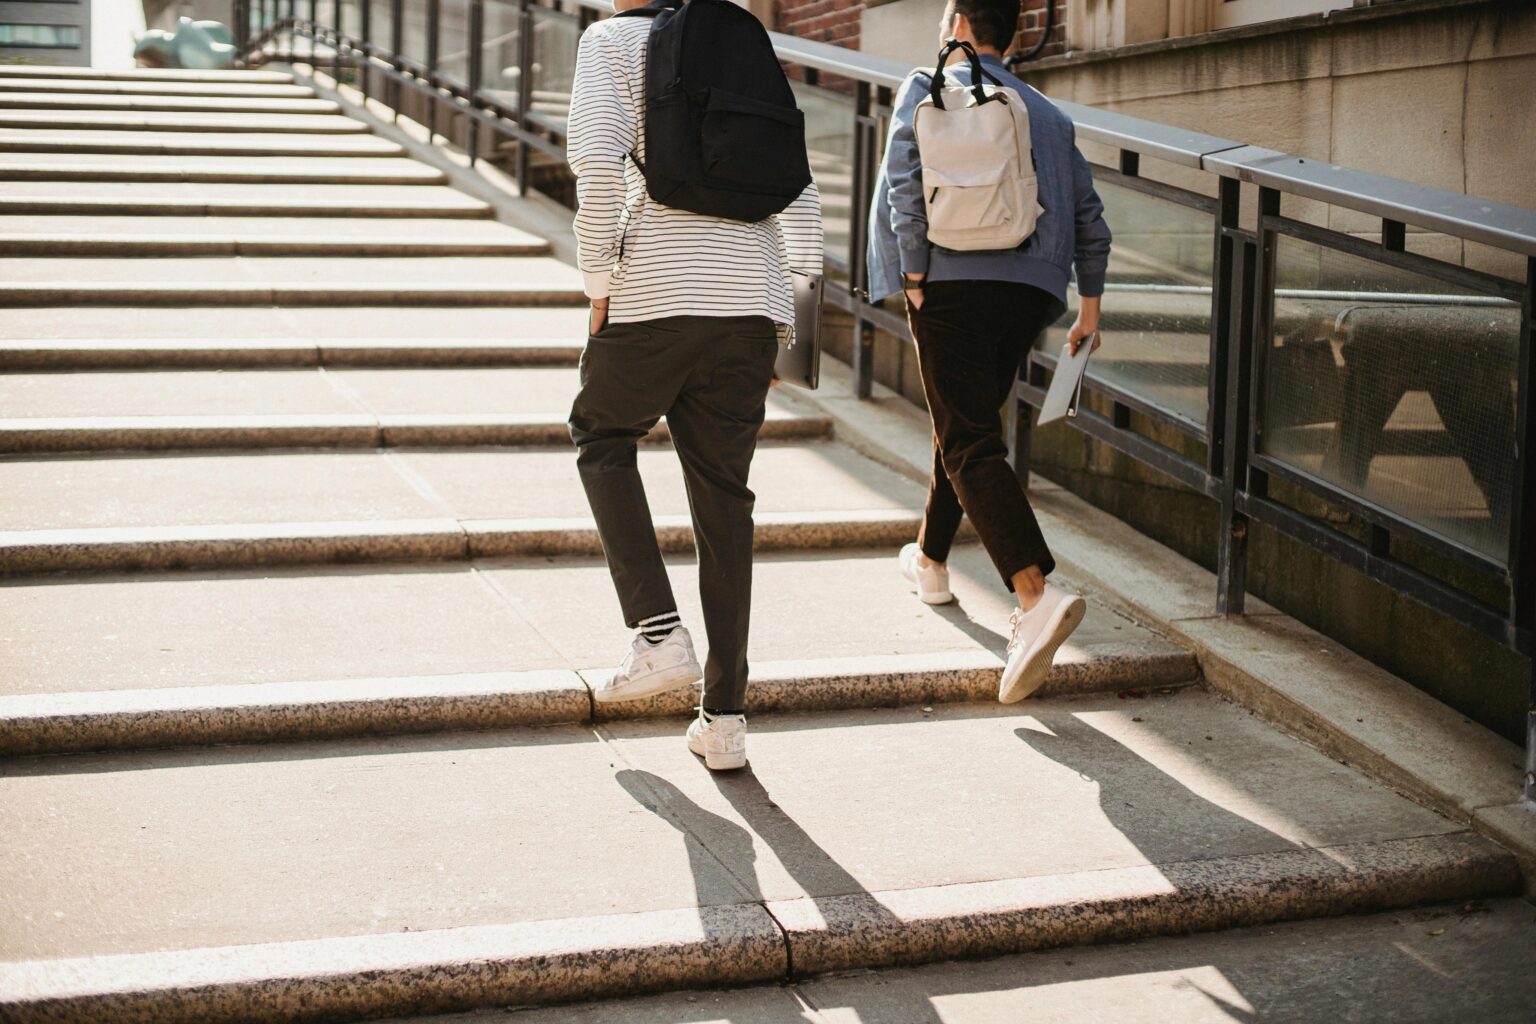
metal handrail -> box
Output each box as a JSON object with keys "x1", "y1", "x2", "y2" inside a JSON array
[{"x1": 241, "y1": 0, "x2": 1534, "y2": 804}]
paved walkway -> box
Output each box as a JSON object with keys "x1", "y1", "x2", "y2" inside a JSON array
[{"x1": 0, "y1": 65, "x2": 1527, "y2": 1023}]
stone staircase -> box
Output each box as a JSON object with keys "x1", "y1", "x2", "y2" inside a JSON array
[{"x1": 0, "y1": 65, "x2": 1525, "y2": 1022}]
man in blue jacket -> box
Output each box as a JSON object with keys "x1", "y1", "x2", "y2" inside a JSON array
[{"x1": 868, "y1": 0, "x2": 1113, "y2": 704}]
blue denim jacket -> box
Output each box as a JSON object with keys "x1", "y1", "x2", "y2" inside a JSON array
[{"x1": 867, "y1": 54, "x2": 1112, "y2": 318}]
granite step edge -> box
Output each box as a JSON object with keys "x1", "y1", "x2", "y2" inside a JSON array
[
  {"x1": 0, "y1": 833, "x2": 1514, "y2": 1024},
  {"x1": 0, "y1": 652, "x2": 1198, "y2": 756},
  {"x1": 0, "y1": 511, "x2": 963, "y2": 574},
  {"x1": 0, "y1": 411, "x2": 830, "y2": 452}
]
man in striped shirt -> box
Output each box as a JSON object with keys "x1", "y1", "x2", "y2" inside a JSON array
[{"x1": 565, "y1": 0, "x2": 822, "y2": 771}]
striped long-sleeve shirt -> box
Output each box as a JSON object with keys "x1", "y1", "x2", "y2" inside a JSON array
[{"x1": 567, "y1": 15, "x2": 823, "y2": 326}]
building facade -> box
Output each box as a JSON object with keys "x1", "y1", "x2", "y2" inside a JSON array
[{"x1": 0, "y1": 0, "x2": 91, "y2": 64}]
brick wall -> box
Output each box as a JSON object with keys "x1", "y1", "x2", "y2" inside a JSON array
[
  {"x1": 773, "y1": 0, "x2": 1067, "y2": 59},
  {"x1": 774, "y1": 0, "x2": 864, "y2": 49}
]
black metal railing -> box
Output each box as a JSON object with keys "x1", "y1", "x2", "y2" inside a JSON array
[{"x1": 238, "y1": 1, "x2": 1535, "y2": 802}]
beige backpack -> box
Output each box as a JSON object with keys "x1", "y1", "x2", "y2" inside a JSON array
[{"x1": 913, "y1": 41, "x2": 1040, "y2": 252}]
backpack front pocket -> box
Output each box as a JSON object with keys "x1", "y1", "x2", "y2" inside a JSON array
[
  {"x1": 699, "y1": 87, "x2": 811, "y2": 195},
  {"x1": 927, "y1": 175, "x2": 1037, "y2": 251}
]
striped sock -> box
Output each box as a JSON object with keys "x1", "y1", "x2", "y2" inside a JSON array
[{"x1": 638, "y1": 611, "x2": 681, "y2": 645}]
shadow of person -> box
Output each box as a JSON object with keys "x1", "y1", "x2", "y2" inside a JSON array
[
  {"x1": 1012, "y1": 713, "x2": 1303, "y2": 867},
  {"x1": 616, "y1": 767, "x2": 944, "y2": 1024}
]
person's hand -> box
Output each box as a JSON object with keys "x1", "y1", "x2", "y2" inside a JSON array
[
  {"x1": 904, "y1": 275, "x2": 926, "y2": 311},
  {"x1": 1067, "y1": 296, "x2": 1102, "y2": 356},
  {"x1": 588, "y1": 298, "x2": 609, "y2": 335}
]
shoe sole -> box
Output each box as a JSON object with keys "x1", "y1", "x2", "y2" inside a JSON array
[
  {"x1": 593, "y1": 661, "x2": 703, "y2": 703},
  {"x1": 687, "y1": 733, "x2": 747, "y2": 771},
  {"x1": 998, "y1": 597, "x2": 1086, "y2": 704}
]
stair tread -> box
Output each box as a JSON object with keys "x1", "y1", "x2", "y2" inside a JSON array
[
  {"x1": 0, "y1": 546, "x2": 1186, "y2": 697},
  {"x1": 0, "y1": 110, "x2": 366, "y2": 132},
  {"x1": 0, "y1": 215, "x2": 544, "y2": 246},
  {"x1": 0, "y1": 92, "x2": 340, "y2": 113},
  {"x1": 0, "y1": 305, "x2": 582, "y2": 342},
  {"x1": 0, "y1": 439, "x2": 905, "y2": 533},
  {"x1": 0, "y1": 254, "x2": 584, "y2": 290},
  {"x1": 0, "y1": 687, "x2": 1468, "y2": 963},
  {"x1": 0, "y1": 129, "x2": 401, "y2": 154}
]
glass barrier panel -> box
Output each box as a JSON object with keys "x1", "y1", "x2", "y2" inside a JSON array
[
  {"x1": 1259, "y1": 235, "x2": 1520, "y2": 561},
  {"x1": 529, "y1": 7, "x2": 579, "y2": 132},
  {"x1": 338, "y1": 0, "x2": 361, "y2": 36},
  {"x1": 791, "y1": 82, "x2": 855, "y2": 277},
  {"x1": 481, "y1": 0, "x2": 523, "y2": 104},
  {"x1": 1040, "y1": 179, "x2": 1215, "y2": 429},
  {"x1": 400, "y1": 0, "x2": 430, "y2": 63},
  {"x1": 437, "y1": 0, "x2": 469, "y2": 82},
  {"x1": 368, "y1": 0, "x2": 392, "y2": 46}
]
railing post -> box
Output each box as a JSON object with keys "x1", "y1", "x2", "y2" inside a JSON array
[
  {"x1": 359, "y1": 0, "x2": 372, "y2": 101},
  {"x1": 426, "y1": 0, "x2": 441, "y2": 138},
  {"x1": 390, "y1": 0, "x2": 404, "y2": 117},
  {"x1": 1512, "y1": 256, "x2": 1536, "y2": 803},
  {"x1": 1217, "y1": 184, "x2": 1273, "y2": 615},
  {"x1": 515, "y1": 0, "x2": 536, "y2": 193},
  {"x1": 849, "y1": 80, "x2": 879, "y2": 399},
  {"x1": 467, "y1": 0, "x2": 484, "y2": 162}
]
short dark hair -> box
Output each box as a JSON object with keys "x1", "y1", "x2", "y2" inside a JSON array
[{"x1": 952, "y1": 0, "x2": 1021, "y2": 52}]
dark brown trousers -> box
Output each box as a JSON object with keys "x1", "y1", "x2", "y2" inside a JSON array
[{"x1": 909, "y1": 279, "x2": 1058, "y2": 589}]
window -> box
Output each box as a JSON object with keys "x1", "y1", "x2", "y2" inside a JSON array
[
  {"x1": 0, "y1": 24, "x2": 83, "y2": 47},
  {"x1": 1212, "y1": 0, "x2": 1354, "y2": 29}
]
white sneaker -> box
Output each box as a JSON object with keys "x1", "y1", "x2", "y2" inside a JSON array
[
  {"x1": 898, "y1": 542, "x2": 953, "y2": 605},
  {"x1": 686, "y1": 708, "x2": 747, "y2": 771},
  {"x1": 999, "y1": 583, "x2": 1086, "y2": 704},
  {"x1": 593, "y1": 627, "x2": 703, "y2": 704}
]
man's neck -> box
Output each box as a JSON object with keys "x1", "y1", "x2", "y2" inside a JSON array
[{"x1": 942, "y1": 44, "x2": 1003, "y2": 66}]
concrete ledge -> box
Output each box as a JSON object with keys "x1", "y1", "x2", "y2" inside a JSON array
[
  {"x1": 0, "y1": 284, "x2": 588, "y2": 307},
  {"x1": 0, "y1": 670, "x2": 592, "y2": 756},
  {"x1": 0, "y1": 411, "x2": 829, "y2": 453},
  {"x1": 0, "y1": 338, "x2": 580, "y2": 370},
  {"x1": 0, "y1": 162, "x2": 445, "y2": 186},
  {"x1": 588, "y1": 649, "x2": 1197, "y2": 722},
  {"x1": 0, "y1": 113, "x2": 366, "y2": 134},
  {"x1": 0, "y1": 195, "x2": 492, "y2": 219},
  {"x1": 0, "y1": 651, "x2": 1197, "y2": 756},
  {"x1": 0, "y1": 904, "x2": 787, "y2": 1024},
  {"x1": 0, "y1": 235, "x2": 545, "y2": 258},
  {"x1": 771, "y1": 832, "x2": 1520, "y2": 976},
  {"x1": 0, "y1": 67, "x2": 295, "y2": 84},
  {"x1": 791, "y1": 354, "x2": 1536, "y2": 872},
  {"x1": 0, "y1": 510, "x2": 963, "y2": 574},
  {"x1": 0, "y1": 833, "x2": 1511, "y2": 1022}
]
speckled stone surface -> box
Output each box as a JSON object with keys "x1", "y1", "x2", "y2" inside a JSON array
[
  {"x1": 0, "y1": 670, "x2": 590, "y2": 755},
  {"x1": 768, "y1": 832, "x2": 1520, "y2": 976},
  {"x1": 0, "y1": 519, "x2": 467, "y2": 574},
  {"x1": 0, "y1": 905, "x2": 787, "y2": 1024},
  {"x1": 0, "y1": 414, "x2": 380, "y2": 452}
]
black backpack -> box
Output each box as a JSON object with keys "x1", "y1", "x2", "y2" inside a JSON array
[{"x1": 614, "y1": 0, "x2": 813, "y2": 222}]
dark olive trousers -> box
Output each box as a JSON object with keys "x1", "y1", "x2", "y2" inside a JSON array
[
  {"x1": 569, "y1": 314, "x2": 779, "y2": 711},
  {"x1": 909, "y1": 280, "x2": 1058, "y2": 588}
]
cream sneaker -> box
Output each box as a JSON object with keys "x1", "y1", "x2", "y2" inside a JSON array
[
  {"x1": 999, "y1": 583, "x2": 1086, "y2": 703},
  {"x1": 686, "y1": 708, "x2": 747, "y2": 771},
  {"x1": 898, "y1": 542, "x2": 953, "y2": 605},
  {"x1": 593, "y1": 627, "x2": 703, "y2": 704}
]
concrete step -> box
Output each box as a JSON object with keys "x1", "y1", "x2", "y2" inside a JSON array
[
  {"x1": 0, "y1": 337, "x2": 583, "y2": 370},
  {"x1": 0, "y1": 129, "x2": 404, "y2": 157},
  {"x1": 0, "y1": 78, "x2": 317, "y2": 99},
  {"x1": 0, "y1": 255, "x2": 587, "y2": 306},
  {"x1": 0, "y1": 92, "x2": 342, "y2": 115},
  {"x1": 0, "y1": 110, "x2": 366, "y2": 134},
  {"x1": 0, "y1": 181, "x2": 493, "y2": 218},
  {"x1": 394, "y1": 900, "x2": 1536, "y2": 1024},
  {"x1": 0, "y1": 690, "x2": 1516, "y2": 1021},
  {"x1": 0, "y1": 66, "x2": 294, "y2": 84},
  {"x1": 0, "y1": 153, "x2": 446, "y2": 185},
  {"x1": 0, "y1": 305, "x2": 584, "y2": 345},
  {"x1": 0, "y1": 215, "x2": 550, "y2": 257},
  {"x1": 0, "y1": 546, "x2": 1184, "y2": 699}
]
